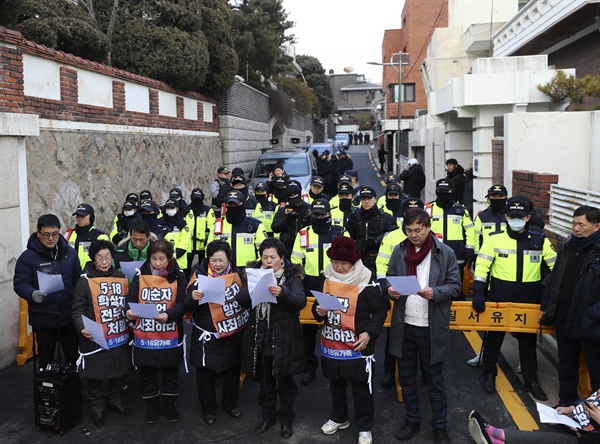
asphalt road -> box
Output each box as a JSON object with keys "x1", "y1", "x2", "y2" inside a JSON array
[{"x1": 0, "y1": 145, "x2": 567, "y2": 443}]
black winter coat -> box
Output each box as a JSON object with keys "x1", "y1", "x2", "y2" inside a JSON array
[
  {"x1": 399, "y1": 164, "x2": 426, "y2": 198},
  {"x1": 312, "y1": 270, "x2": 389, "y2": 382},
  {"x1": 271, "y1": 202, "x2": 312, "y2": 257},
  {"x1": 125, "y1": 260, "x2": 187, "y2": 368},
  {"x1": 185, "y1": 259, "x2": 246, "y2": 369},
  {"x1": 14, "y1": 233, "x2": 82, "y2": 328},
  {"x1": 447, "y1": 165, "x2": 467, "y2": 203},
  {"x1": 237, "y1": 260, "x2": 306, "y2": 378},
  {"x1": 71, "y1": 263, "x2": 132, "y2": 380},
  {"x1": 316, "y1": 157, "x2": 333, "y2": 185},
  {"x1": 346, "y1": 208, "x2": 399, "y2": 271}
]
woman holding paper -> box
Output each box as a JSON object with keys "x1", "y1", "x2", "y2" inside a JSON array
[
  {"x1": 72, "y1": 239, "x2": 132, "y2": 427},
  {"x1": 125, "y1": 239, "x2": 187, "y2": 424},
  {"x1": 185, "y1": 240, "x2": 247, "y2": 425},
  {"x1": 312, "y1": 236, "x2": 389, "y2": 444},
  {"x1": 237, "y1": 237, "x2": 306, "y2": 439}
]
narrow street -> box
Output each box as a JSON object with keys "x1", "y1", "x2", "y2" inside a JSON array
[{"x1": 0, "y1": 145, "x2": 562, "y2": 443}]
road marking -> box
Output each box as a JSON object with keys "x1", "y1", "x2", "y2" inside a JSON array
[
  {"x1": 462, "y1": 330, "x2": 539, "y2": 431},
  {"x1": 380, "y1": 180, "x2": 386, "y2": 187}
]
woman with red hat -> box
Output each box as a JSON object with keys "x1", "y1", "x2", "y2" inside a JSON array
[{"x1": 313, "y1": 236, "x2": 390, "y2": 444}]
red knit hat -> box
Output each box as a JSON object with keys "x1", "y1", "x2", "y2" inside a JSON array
[{"x1": 327, "y1": 236, "x2": 361, "y2": 263}]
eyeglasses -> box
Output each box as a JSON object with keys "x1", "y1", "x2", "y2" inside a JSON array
[
  {"x1": 95, "y1": 255, "x2": 112, "y2": 263},
  {"x1": 39, "y1": 232, "x2": 59, "y2": 239},
  {"x1": 209, "y1": 258, "x2": 228, "y2": 264}
]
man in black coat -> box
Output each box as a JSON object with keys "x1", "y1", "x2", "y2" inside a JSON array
[
  {"x1": 445, "y1": 158, "x2": 466, "y2": 204},
  {"x1": 13, "y1": 214, "x2": 82, "y2": 366},
  {"x1": 271, "y1": 184, "x2": 311, "y2": 259},
  {"x1": 400, "y1": 158, "x2": 426, "y2": 198}
]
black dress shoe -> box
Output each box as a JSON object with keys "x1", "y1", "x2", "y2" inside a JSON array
[
  {"x1": 108, "y1": 403, "x2": 133, "y2": 416},
  {"x1": 434, "y1": 428, "x2": 450, "y2": 444},
  {"x1": 482, "y1": 373, "x2": 496, "y2": 394},
  {"x1": 281, "y1": 423, "x2": 293, "y2": 439},
  {"x1": 525, "y1": 380, "x2": 548, "y2": 401},
  {"x1": 226, "y1": 408, "x2": 242, "y2": 419},
  {"x1": 255, "y1": 419, "x2": 276, "y2": 434},
  {"x1": 380, "y1": 372, "x2": 394, "y2": 388},
  {"x1": 202, "y1": 414, "x2": 216, "y2": 425},
  {"x1": 92, "y1": 411, "x2": 105, "y2": 427},
  {"x1": 301, "y1": 372, "x2": 315, "y2": 386},
  {"x1": 395, "y1": 421, "x2": 420, "y2": 440}
]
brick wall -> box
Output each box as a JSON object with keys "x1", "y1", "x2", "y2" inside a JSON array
[
  {"x1": 491, "y1": 139, "x2": 504, "y2": 184},
  {"x1": 549, "y1": 31, "x2": 600, "y2": 110},
  {"x1": 0, "y1": 27, "x2": 218, "y2": 132},
  {"x1": 512, "y1": 170, "x2": 559, "y2": 225}
]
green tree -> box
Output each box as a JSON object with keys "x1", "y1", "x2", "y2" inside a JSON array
[
  {"x1": 230, "y1": 0, "x2": 294, "y2": 90},
  {"x1": 296, "y1": 54, "x2": 334, "y2": 118},
  {"x1": 276, "y1": 75, "x2": 319, "y2": 116},
  {"x1": 0, "y1": 0, "x2": 23, "y2": 28},
  {"x1": 200, "y1": 0, "x2": 239, "y2": 96},
  {"x1": 16, "y1": 0, "x2": 109, "y2": 62}
]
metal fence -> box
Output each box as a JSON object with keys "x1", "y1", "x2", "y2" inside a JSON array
[{"x1": 550, "y1": 184, "x2": 600, "y2": 232}]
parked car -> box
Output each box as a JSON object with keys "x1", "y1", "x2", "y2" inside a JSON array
[
  {"x1": 309, "y1": 142, "x2": 344, "y2": 158},
  {"x1": 249, "y1": 148, "x2": 317, "y2": 194},
  {"x1": 334, "y1": 133, "x2": 350, "y2": 149}
]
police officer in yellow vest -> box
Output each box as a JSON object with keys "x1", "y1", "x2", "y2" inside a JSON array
[
  {"x1": 330, "y1": 182, "x2": 358, "y2": 229},
  {"x1": 188, "y1": 188, "x2": 215, "y2": 266},
  {"x1": 253, "y1": 182, "x2": 277, "y2": 236},
  {"x1": 158, "y1": 198, "x2": 193, "y2": 276},
  {"x1": 473, "y1": 184, "x2": 508, "y2": 255},
  {"x1": 207, "y1": 190, "x2": 267, "y2": 268},
  {"x1": 472, "y1": 196, "x2": 557, "y2": 400},
  {"x1": 425, "y1": 179, "x2": 475, "y2": 300},
  {"x1": 68, "y1": 203, "x2": 110, "y2": 269},
  {"x1": 291, "y1": 198, "x2": 347, "y2": 386}
]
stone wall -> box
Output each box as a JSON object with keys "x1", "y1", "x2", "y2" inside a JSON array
[{"x1": 25, "y1": 129, "x2": 221, "y2": 234}]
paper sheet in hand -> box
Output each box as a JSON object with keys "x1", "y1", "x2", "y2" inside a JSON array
[
  {"x1": 196, "y1": 275, "x2": 226, "y2": 305},
  {"x1": 120, "y1": 261, "x2": 144, "y2": 279},
  {"x1": 82, "y1": 315, "x2": 108, "y2": 350},
  {"x1": 36, "y1": 271, "x2": 65, "y2": 294},
  {"x1": 536, "y1": 402, "x2": 580, "y2": 429},
  {"x1": 128, "y1": 302, "x2": 160, "y2": 318},
  {"x1": 387, "y1": 276, "x2": 422, "y2": 295},
  {"x1": 246, "y1": 268, "x2": 277, "y2": 308},
  {"x1": 311, "y1": 291, "x2": 345, "y2": 311}
]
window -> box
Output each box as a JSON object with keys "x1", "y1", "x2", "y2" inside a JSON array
[
  {"x1": 343, "y1": 92, "x2": 348, "y2": 102},
  {"x1": 390, "y1": 83, "x2": 416, "y2": 103}
]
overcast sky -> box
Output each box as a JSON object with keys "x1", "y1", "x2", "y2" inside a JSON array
[{"x1": 282, "y1": 0, "x2": 406, "y2": 84}]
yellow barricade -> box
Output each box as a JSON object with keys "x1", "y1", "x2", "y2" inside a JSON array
[
  {"x1": 300, "y1": 299, "x2": 554, "y2": 334},
  {"x1": 17, "y1": 299, "x2": 34, "y2": 366}
]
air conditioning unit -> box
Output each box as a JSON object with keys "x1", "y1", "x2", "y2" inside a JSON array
[{"x1": 414, "y1": 109, "x2": 428, "y2": 117}]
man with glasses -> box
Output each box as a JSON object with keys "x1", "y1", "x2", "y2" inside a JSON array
[{"x1": 14, "y1": 214, "x2": 82, "y2": 367}]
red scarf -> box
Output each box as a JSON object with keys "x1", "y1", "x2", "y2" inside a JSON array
[{"x1": 404, "y1": 233, "x2": 434, "y2": 276}]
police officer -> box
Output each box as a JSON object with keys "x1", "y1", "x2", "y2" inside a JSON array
[
  {"x1": 229, "y1": 174, "x2": 263, "y2": 220},
  {"x1": 425, "y1": 179, "x2": 475, "y2": 300},
  {"x1": 291, "y1": 198, "x2": 347, "y2": 385},
  {"x1": 473, "y1": 184, "x2": 508, "y2": 255},
  {"x1": 271, "y1": 184, "x2": 311, "y2": 259},
  {"x1": 68, "y1": 203, "x2": 110, "y2": 269},
  {"x1": 376, "y1": 198, "x2": 424, "y2": 387},
  {"x1": 346, "y1": 187, "x2": 398, "y2": 273},
  {"x1": 158, "y1": 198, "x2": 192, "y2": 276},
  {"x1": 165, "y1": 188, "x2": 195, "y2": 227},
  {"x1": 330, "y1": 182, "x2": 358, "y2": 229},
  {"x1": 109, "y1": 200, "x2": 142, "y2": 246},
  {"x1": 376, "y1": 174, "x2": 401, "y2": 209},
  {"x1": 472, "y1": 197, "x2": 556, "y2": 400},
  {"x1": 188, "y1": 188, "x2": 215, "y2": 266},
  {"x1": 138, "y1": 200, "x2": 167, "y2": 239},
  {"x1": 254, "y1": 182, "x2": 278, "y2": 236},
  {"x1": 207, "y1": 190, "x2": 267, "y2": 267},
  {"x1": 380, "y1": 183, "x2": 405, "y2": 226},
  {"x1": 307, "y1": 176, "x2": 330, "y2": 204}
]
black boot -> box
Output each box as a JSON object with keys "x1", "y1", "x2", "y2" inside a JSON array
[
  {"x1": 162, "y1": 393, "x2": 180, "y2": 422},
  {"x1": 144, "y1": 394, "x2": 161, "y2": 424}
]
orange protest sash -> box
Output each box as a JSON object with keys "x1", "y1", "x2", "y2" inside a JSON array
[
  {"x1": 134, "y1": 274, "x2": 179, "y2": 349},
  {"x1": 207, "y1": 273, "x2": 248, "y2": 338},
  {"x1": 88, "y1": 277, "x2": 129, "y2": 349},
  {"x1": 320, "y1": 280, "x2": 362, "y2": 360}
]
